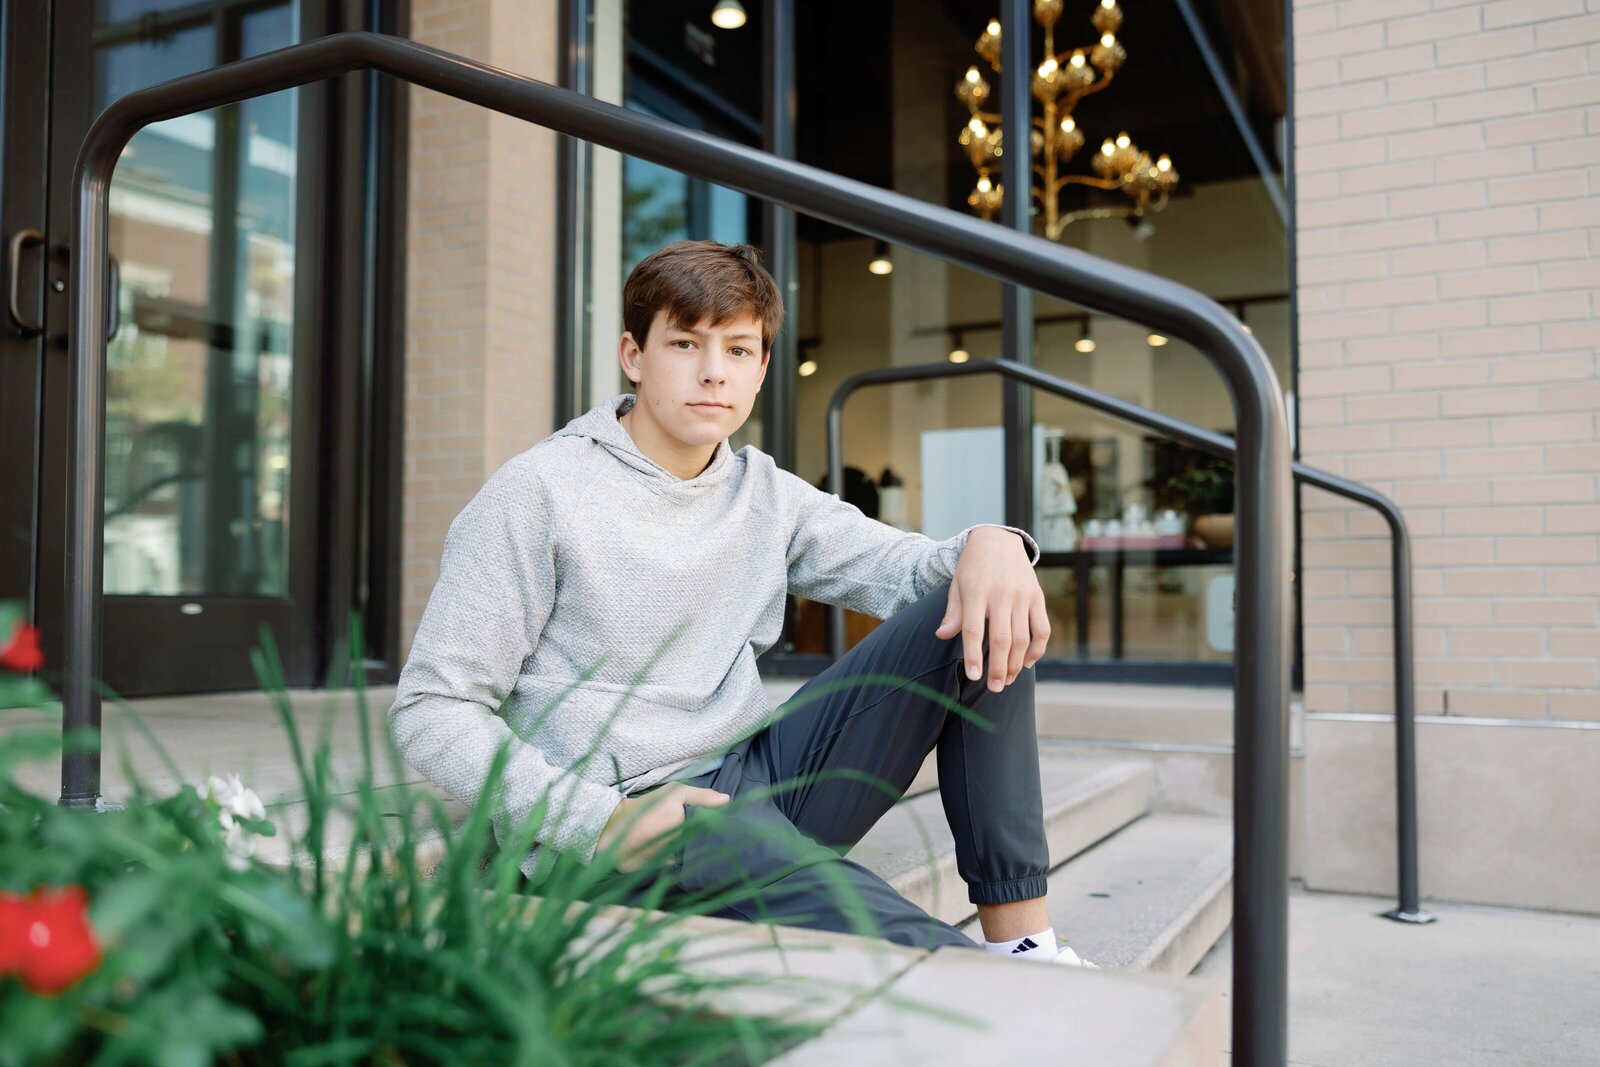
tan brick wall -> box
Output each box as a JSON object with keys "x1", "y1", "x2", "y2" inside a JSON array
[
  {"x1": 1295, "y1": 0, "x2": 1600, "y2": 720},
  {"x1": 401, "y1": 0, "x2": 559, "y2": 659}
]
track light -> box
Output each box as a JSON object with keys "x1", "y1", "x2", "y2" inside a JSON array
[
  {"x1": 1074, "y1": 320, "x2": 1095, "y2": 354},
  {"x1": 868, "y1": 239, "x2": 893, "y2": 275},
  {"x1": 948, "y1": 332, "x2": 970, "y2": 363}
]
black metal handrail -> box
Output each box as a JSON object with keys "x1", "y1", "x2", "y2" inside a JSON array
[
  {"x1": 60, "y1": 32, "x2": 1293, "y2": 1064},
  {"x1": 827, "y1": 360, "x2": 1434, "y2": 926}
]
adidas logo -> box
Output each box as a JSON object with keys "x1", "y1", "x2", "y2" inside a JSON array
[{"x1": 1010, "y1": 937, "x2": 1039, "y2": 954}]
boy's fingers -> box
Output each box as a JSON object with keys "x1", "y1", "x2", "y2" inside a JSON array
[
  {"x1": 935, "y1": 583, "x2": 963, "y2": 639},
  {"x1": 1007, "y1": 601, "x2": 1029, "y2": 682},
  {"x1": 963, "y1": 601, "x2": 988, "y2": 684},
  {"x1": 1025, "y1": 597, "x2": 1050, "y2": 666},
  {"x1": 984, "y1": 597, "x2": 1011, "y2": 691}
]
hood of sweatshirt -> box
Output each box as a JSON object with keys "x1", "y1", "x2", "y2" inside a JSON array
[{"x1": 550, "y1": 393, "x2": 737, "y2": 495}]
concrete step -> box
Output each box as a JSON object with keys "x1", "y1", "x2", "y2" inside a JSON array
[
  {"x1": 530, "y1": 892, "x2": 1225, "y2": 1067},
  {"x1": 959, "y1": 813, "x2": 1233, "y2": 976},
  {"x1": 771, "y1": 946, "x2": 1225, "y2": 1067},
  {"x1": 262, "y1": 747, "x2": 1158, "y2": 932},
  {"x1": 1040, "y1": 738, "x2": 1304, "y2": 879},
  {"x1": 848, "y1": 751, "x2": 1154, "y2": 928},
  {"x1": 1034, "y1": 681, "x2": 1305, "y2": 750}
]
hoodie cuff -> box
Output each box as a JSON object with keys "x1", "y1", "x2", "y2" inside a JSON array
[
  {"x1": 497, "y1": 760, "x2": 626, "y2": 870},
  {"x1": 965, "y1": 523, "x2": 1042, "y2": 566}
]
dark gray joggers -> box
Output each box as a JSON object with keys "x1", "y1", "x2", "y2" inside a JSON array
[{"x1": 529, "y1": 582, "x2": 1051, "y2": 952}]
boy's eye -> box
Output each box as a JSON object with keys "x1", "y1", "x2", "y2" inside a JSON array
[{"x1": 671, "y1": 340, "x2": 752, "y2": 356}]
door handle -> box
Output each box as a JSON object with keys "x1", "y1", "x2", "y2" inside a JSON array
[
  {"x1": 43, "y1": 244, "x2": 122, "y2": 346},
  {"x1": 7, "y1": 228, "x2": 45, "y2": 337},
  {"x1": 107, "y1": 255, "x2": 120, "y2": 342}
]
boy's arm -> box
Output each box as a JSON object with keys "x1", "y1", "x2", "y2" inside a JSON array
[
  {"x1": 387, "y1": 462, "x2": 623, "y2": 866},
  {"x1": 781, "y1": 468, "x2": 1040, "y2": 620}
]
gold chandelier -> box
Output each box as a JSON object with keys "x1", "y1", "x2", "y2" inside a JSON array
[{"x1": 955, "y1": 0, "x2": 1178, "y2": 240}]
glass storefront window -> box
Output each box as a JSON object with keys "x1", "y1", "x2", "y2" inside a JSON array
[{"x1": 97, "y1": 2, "x2": 300, "y2": 596}]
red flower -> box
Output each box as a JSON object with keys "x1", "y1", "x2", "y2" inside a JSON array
[
  {"x1": 0, "y1": 886, "x2": 103, "y2": 995},
  {"x1": 0, "y1": 619, "x2": 43, "y2": 672}
]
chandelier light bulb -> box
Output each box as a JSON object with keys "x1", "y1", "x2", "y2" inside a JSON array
[
  {"x1": 797, "y1": 359, "x2": 818, "y2": 377},
  {"x1": 1062, "y1": 117, "x2": 1076, "y2": 132},
  {"x1": 987, "y1": 19, "x2": 1000, "y2": 35},
  {"x1": 1074, "y1": 337, "x2": 1096, "y2": 353},
  {"x1": 976, "y1": 175, "x2": 993, "y2": 192},
  {"x1": 710, "y1": 0, "x2": 747, "y2": 30},
  {"x1": 969, "y1": 116, "x2": 988, "y2": 137},
  {"x1": 1147, "y1": 333, "x2": 1168, "y2": 347},
  {"x1": 1116, "y1": 132, "x2": 1131, "y2": 148},
  {"x1": 948, "y1": 348, "x2": 970, "y2": 363},
  {"x1": 965, "y1": 66, "x2": 981, "y2": 83},
  {"x1": 1101, "y1": 139, "x2": 1115, "y2": 154},
  {"x1": 1038, "y1": 57, "x2": 1058, "y2": 77},
  {"x1": 1101, "y1": 33, "x2": 1115, "y2": 46},
  {"x1": 1070, "y1": 53, "x2": 1086, "y2": 67}
]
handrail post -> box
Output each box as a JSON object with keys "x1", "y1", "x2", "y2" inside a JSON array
[{"x1": 1381, "y1": 505, "x2": 1434, "y2": 924}]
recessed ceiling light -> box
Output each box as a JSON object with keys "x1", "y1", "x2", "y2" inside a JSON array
[{"x1": 711, "y1": 0, "x2": 747, "y2": 30}]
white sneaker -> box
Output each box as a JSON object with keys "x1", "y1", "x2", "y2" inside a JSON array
[{"x1": 1053, "y1": 945, "x2": 1100, "y2": 968}]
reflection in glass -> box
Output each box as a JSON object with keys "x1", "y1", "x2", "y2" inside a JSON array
[
  {"x1": 97, "y1": 3, "x2": 299, "y2": 596},
  {"x1": 621, "y1": 98, "x2": 750, "y2": 273}
]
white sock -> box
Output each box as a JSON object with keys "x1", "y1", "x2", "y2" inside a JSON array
[{"x1": 983, "y1": 927, "x2": 1057, "y2": 960}]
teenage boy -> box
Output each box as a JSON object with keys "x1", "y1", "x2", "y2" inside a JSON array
[{"x1": 390, "y1": 240, "x2": 1094, "y2": 965}]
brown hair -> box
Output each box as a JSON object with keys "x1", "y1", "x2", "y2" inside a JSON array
[{"x1": 623, "y1": 240, "x2": 786, "y2": 354}]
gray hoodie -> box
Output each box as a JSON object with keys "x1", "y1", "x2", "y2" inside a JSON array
[{"x1": 388, "y1": 393, "x2": 1038, "y2": 885}]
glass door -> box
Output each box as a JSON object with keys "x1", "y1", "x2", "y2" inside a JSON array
[{"x1": 32, "y1": 0, "x2": 326, "y2": 695}]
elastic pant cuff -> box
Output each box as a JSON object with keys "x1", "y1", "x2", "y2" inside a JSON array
[{"x1": 968, "y1": 874, "x2": 1049, "y2": 906}]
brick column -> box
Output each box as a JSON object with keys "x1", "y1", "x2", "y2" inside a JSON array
[
  {"x1": 401, "y1": 0, "x2": 559, "y2": 658},
  {"x1": 1294, "y1": 0, "x2": 1600, "y2": 719}
]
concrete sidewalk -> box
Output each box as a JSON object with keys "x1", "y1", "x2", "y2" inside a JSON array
[{"x1": 1196, "y1": 886, "x2": 1600, "y2": 1067}]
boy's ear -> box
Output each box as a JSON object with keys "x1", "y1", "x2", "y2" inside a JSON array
[{"x1": 618, "y1": 331, "x2": 642, "y2": 385}]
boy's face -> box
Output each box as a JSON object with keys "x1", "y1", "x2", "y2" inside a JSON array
[{"x1": 619, "y1": 309, "x2": 770, "y2": 451}]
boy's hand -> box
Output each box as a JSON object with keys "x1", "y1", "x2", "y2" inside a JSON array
[
  {"x1": 596, "y1": 783, "x2": 731, "y2": 873},
  {"x1": 936, "y1": 527, "x2": 1050, "y2": 692}
]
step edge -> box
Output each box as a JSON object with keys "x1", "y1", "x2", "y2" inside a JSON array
[{"x1": 1130, "y1": 859, "x2": 1235, "y2": 976}]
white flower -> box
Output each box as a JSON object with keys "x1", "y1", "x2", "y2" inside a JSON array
[
  {"x1": 201, "y1": 773, "x2": 270, "y2": 870},
  {"x1": 204, "y1": 773, "x2": 266, "y2": 822}
]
